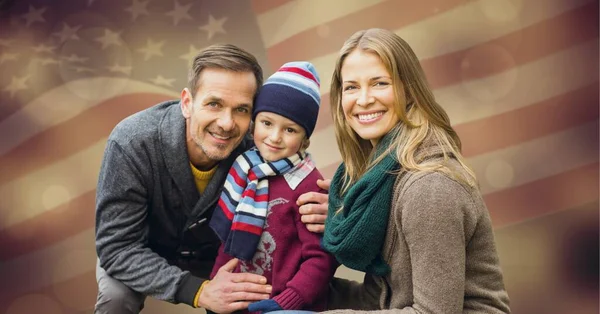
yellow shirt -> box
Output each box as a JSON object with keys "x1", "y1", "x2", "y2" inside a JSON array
[{"x1": 189, "y1": 162, "x2": 217, "y2": 194}]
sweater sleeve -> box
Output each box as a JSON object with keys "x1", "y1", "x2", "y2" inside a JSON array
[
  {"x1": 272, "y1": 187, "x2": 337, "y2": 310},
  {"x1": 327, "y1": 276, "x2": 381, "y2": 310},
  {"x1": 322, "y1": 173, "x2": 488, "y2": 314},
  {"x1": 95, "y1": 140, "x2": 202, "y2": 306},
  {"x1": 210, "y1": 244, "x2": 234, "y2": 279}
]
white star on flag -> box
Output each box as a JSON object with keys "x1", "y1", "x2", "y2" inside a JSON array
[
  {"x1": 0, "y1": 52, "x2": 18, "y2": 65},
  {"x1": 38, "y1": 58, "x2": 60, "y2": 66},
  {"x1": 4, "y1": 75, "x2": 30, "y2": 98},
  {"x1": 125, "y1": 0, "x2": 150, "y2": 21},
  {"x1": 52, "y1": 23, "x2": 81, "y2": 43},
  {"x1": 150, "y1": 75, "x2": 176, "y2": 87},
  {"x1": 95, "y1": 29, "x2": 123, "y2": 49},
  {"x1": 61, "y1": 54, "x2": 88, "y2": 63},
  {"x1": 199, "y1": 15, "x2": 227, "y2": 40},
  {"x1": 22, "y1": 5, "x2": 47, "y2": 27},
  {"x1": 166, "y1": 1, "x2": 192, "y2": 26},
  {"x1": 179, "y1": 44, "x2": 203, "y2": 63},
  {"x1": 32, "y1": 43, "x2": 56, "y2": 54},
  {"x1": 108, "y1": 63, "x2": 133, "y2": 75},
  {"x1": 137, "y1": 39, "x2": 165, "y2": 61},
  {"x1": 72, "y1": 66, "x2": 95, "y2": 73}
]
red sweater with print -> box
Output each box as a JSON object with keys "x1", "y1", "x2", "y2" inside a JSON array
[{"x1": 210, "y1": 168, "x2": 336, "y2": 311}]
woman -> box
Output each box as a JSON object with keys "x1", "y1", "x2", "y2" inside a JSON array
[{"x1": 321, "y1": 28, "x2": 511, "y2": 313}]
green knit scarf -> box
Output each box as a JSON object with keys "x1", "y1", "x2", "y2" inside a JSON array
[{"x1": 322, "y1": 133, "x2": 400, "y2": 276}]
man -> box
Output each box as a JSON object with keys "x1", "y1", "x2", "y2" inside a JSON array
[{"x1": 95, "y1": 44, "x2": 329, "y2": 314}]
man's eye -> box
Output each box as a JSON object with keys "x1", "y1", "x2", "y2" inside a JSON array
[
  {"x1": 236, "y1": 107, "x2": 249, "y2": 113},
  {"x1": 206, "y1": 102, "x2": 219, "y2": 108}
]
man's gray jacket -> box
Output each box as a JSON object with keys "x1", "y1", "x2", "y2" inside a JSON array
[{"x1": 95, "y1": 100, "x2": 250, "y2": 306}]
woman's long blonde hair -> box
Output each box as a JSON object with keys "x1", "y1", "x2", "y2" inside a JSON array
[{"x1": 331, "y1": 28, "x2": 477, "y2": 193}]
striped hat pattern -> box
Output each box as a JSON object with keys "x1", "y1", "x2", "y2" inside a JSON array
[{"x1": 253, "y1": 61, "x2": 321, "y2": 137}]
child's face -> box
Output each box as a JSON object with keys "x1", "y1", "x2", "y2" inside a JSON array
[{"x1": 253, "y1": 111, "x2": 307, "y2": 162}]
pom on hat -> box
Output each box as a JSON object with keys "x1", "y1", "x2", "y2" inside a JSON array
[{"x1": 253, "y1": 61, "x2": 321, "y2": 137}]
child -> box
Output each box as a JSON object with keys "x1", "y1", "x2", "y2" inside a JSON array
[{"x1": 209, "y1": 62, "x2": 336, "y2": 313}]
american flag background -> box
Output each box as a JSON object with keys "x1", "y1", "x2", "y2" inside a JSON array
[{"x1": 0, "y1": 0, "x2": 598, "y2": 313}]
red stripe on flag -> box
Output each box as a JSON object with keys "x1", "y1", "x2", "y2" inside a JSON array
[
  {"x1": 423, "y1": 2, "x2": 599, "y2": 89},
  {"x1": 0, "y1": 269, "x2": 97, "y2": 314},
  {"x1": 0, "y1": 190, "x2": 95, "y2": 261},
  {"x1": 485, "y1": 162, "x2": 599, "y2": 228},
  {"x1": 250, "y1": 0, "x2": 293, "y2": 14},
  {"x1": 231, "y1": 222, "x2": 263, "y2": 235},
  {"x1": 0, "y1": 93, "x2": 174, "y2": 185},
  {"x1": 266, "y1": 0, "x2": 465, "y2": 69},
  {"x1": 457, "y1": 84, "x2": 599, "y2": 157}
]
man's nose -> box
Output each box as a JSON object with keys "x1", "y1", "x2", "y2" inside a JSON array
[{"x1": 217, "y1": 110, "x2": 235, "y2": 131}]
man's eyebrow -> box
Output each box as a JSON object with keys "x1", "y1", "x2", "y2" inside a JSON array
[
  {"x1": 236, "y1": 103, "x2": 252, "y2": 109},
  {"x1": 204, "y1": 95, "x2": 223, "y2": 103}
]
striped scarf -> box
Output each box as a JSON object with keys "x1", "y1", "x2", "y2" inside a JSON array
[{"x1": 210, "y1": 148, "x2": 305, "y2": 261}]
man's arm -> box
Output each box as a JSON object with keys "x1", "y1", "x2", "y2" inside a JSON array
[
  {"x1": 297, "y1": 179, "x2": 330, "y2": 233},
  {"x1": 95, "y1": 140, "x2": 198, "y2": 303}
]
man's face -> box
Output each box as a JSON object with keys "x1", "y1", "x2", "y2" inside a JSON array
[{"x1": 181, "y1": 68, "x2": 257, "y2": 170}]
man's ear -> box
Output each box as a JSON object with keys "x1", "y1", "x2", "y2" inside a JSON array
[{"x1": 181, "y1": 88, "x2": 193, "y2": 119}]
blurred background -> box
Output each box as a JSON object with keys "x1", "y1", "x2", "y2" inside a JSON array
[{"x1": 0, "y1": 0, "x2": 598, "y2": 313}]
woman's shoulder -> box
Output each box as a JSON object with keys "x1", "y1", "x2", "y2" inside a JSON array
[
  {"x1": 400, "y1": 169, "x2": 473, "y2": 198},
  {"x1": 393, "y1": 169, "x2": 484, "y2": 219}
]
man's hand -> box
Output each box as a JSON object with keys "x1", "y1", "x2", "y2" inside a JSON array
[
  {"x1": 198, "y1": 258, "x2": 271, "y2": 313},
  {"x1": 297, "y1": 178, "x2": 330, "y2": 233}
]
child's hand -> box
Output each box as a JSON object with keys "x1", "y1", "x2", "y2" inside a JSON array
[{"x1": 247, "y1": 299, "x2": 282, "y2": 313}]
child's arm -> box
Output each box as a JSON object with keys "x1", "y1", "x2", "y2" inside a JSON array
[
  {"x1": 275, "y1": 187, "x2": 336, "y2": 309},
  {"x1": 210, "y1": 244, "x2": 233, "y2": 279}
]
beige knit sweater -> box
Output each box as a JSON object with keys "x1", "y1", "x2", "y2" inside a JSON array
[{"x1": 325, "y1": 147, "x2": 510, "y2": 313}]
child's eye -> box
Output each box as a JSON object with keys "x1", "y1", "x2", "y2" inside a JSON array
[
  {"x1": 285, "y1": 127, "x2": 296, "y2": 133},
  {"x1": 262, "y1": 120, "x2": 271, "y2": 126}
]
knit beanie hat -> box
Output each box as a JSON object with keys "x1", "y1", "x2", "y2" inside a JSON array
[{"x1": 253, "y1": 61, "x2": 321, "y2": 137}]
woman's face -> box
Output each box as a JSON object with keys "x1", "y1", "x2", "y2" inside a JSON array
[{"x1": 340, "y1": 49, "x2": 403, "y2": 146}]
